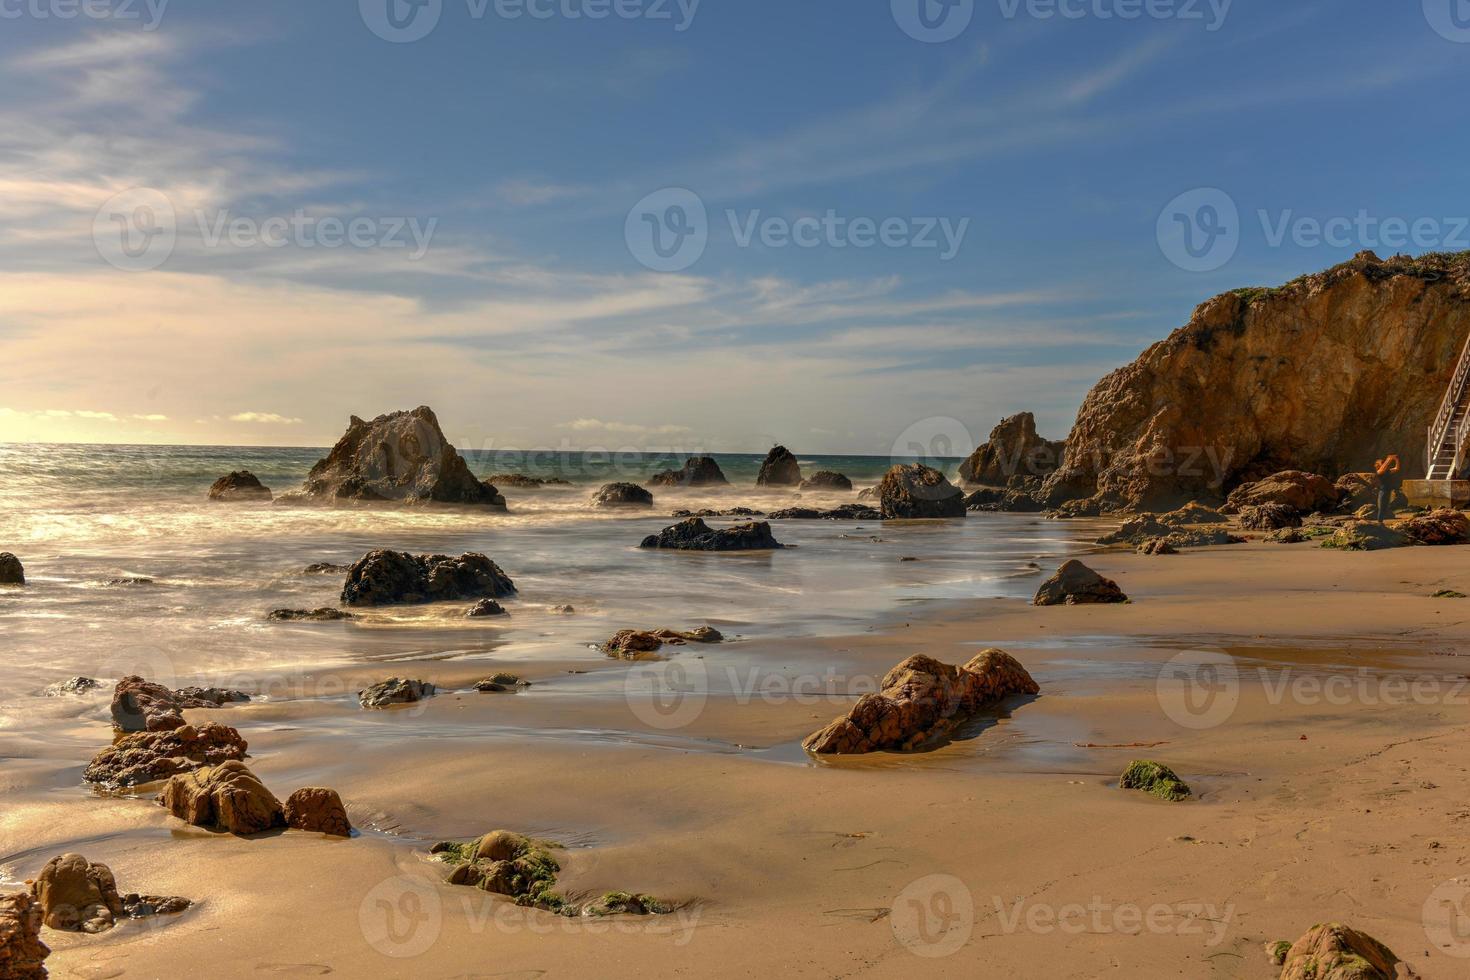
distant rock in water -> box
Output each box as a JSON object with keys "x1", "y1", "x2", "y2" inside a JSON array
[
  {"x1": 45, "y1": 676, "x2": 100, "y2": 697},
  {"x1": 341, "y1": 551, "x2": 516, "y2": 606},
  {"x1": 207, "y1": 470, "x2": 272, "y2": 502},
  {"x1": 1034, "y1": 560, "x2": 1127, "y2": 606},
  {"x1": 277, "y1": 406, "x2": 505, "y2": 507},
  {"x1": 486, "y1": 473, "x2": 572, "y2": 488},
  {"x1": 671, "y1": 507, "x2": 766, "y2": 518},
  {"x1": 768, "y1": 505, "x2": 882, "y2": 521},
  {"x1": 959, "y1": 413, "x2": 1064, "y2": 487},
  {"x1": 358, "y1": 678, "x2": 436, "y2": 708},
  {"x1": 1044, "y1": 251, "x2": 1470, "y2": 511},
  {"x1": 602, "y1": 626, "x2": 723, "y2": 660},
  {"x1": 640, "y1": 518, "x2": 784, "y2": 551},
  {"x1": 648, "y1": 456, "x2": 729, "y2": 487},
  {"x1": 755, "y1": 446, "x2": 802, "y2": 486},
  {"x1": 302, "y1": 562, "x2": 351, "y2": 575},
  {"x1": 799, "y1": 471, "x2": 852, "y2": 491},
  {"x1": 0, "y1": 552, "x2": 23, "y2": 585},
  {"x1": 466, "y1": 598, "x2": 506, "y2": 618},
  {"x1": 268, "y1": 608, "x2": 354, "y2": 622},
  {"x1": 877, "y1": 464, "x2": 965, "y2": 519},
  {"x1": 591, "y1": 482, "x2": 654, "y2": 508}
]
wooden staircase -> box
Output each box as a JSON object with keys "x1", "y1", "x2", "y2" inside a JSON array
[{"x1": 1427, "y1": 331, "x2": 1470, "y2": 480}]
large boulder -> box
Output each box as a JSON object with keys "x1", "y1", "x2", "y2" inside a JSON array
[
  {"x1": 207, "y1": 471, "x2": 272, "y2": 502},
  {"x1": 280, "y1": 407, "x2": 504, "y2": 506},
  {"x1": 0, "y1": 892, "x2": 48, "y2": 980},
  {"x1": 340, "y1": 551, "x2": 515, "y2": 606},
  {"x1": 110, "y1": 676, "x2": 249, "y2": 733},
  {"x1": 959, "y1": 412, "x2": 1065, "y2": 487},
  {"x1": 1274, "y1": 923, "x2": 1415, "y2": 980},
  {"x1": 877, "y1": 464, "x2": 965, "y2": 519},
  {"x1": 803, "y1": 650, "x2": 1039, "y2": 754},
  {"x1": 157, "y1": 760, "x2": 286, "y2": 835},
  {"x1": 284, "y1": 788, "x2": 352, "y2": 837},
  {"x1": 1034, "y1": 560, "x2": 1127, "y2": 605},
  {"x1": 755, "y1": 446, "x2": 802, "y2": 486},
  {"x1": 647, "y1": 457, "x2": 728, "y2": 487},
  {"x1": 639, "y1": 518, "x2": 784, "y2": 551},
  {"x1": 591, "y1": 483, "x2": 654, "y2": 508},
  {"x1": 1042, "y1": 252, "x2": 1470, "y2": 510},
  {"x1": 1395, "y1": 508, "x2": 1470, "y2": 545},
  {"x1": 84, "y1": 722, "x2": 248, "y2": 788},
  {"x1": 28, "y1": 855, "x2": 187, "y2": 933},
  {"x1": 0, "y1": 553, "x2": 25, "y2": 586},
  {"x1": 1225, "y1": 471, "x2": 1337, "y2": 515},
  {"x1": 800, "y1": 471, "x2": 853, "y2": 491}
]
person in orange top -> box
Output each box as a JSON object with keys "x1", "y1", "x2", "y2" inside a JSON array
[{"x1": 1374, "y1": 453, "x2": 1402, "y2": 522}]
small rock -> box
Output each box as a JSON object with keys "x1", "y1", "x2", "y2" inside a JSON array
[
  {"x1": 639, "y1": 518, "x2": 784, "y2": 552},
  {"x1": 106, "y1": 577, "x2": 154, "y2": 587},
  {"x1": 1119, "y1": 761, "x2": 1191, "y2": 802},
  {"x1": 0, "y1": 553, "x2": 24, "y2": 586},
  {"x1": 358, "y1": 678, "x2": 436, "y2": 708},
  {"x1": 467, "y1": 599, "x2": 506, "y2": 618},
  {"x1": 44, "y1": 676, "x2": 100, "y2": 697},
  {"x1": 207, "y1": 470, "x2": 272, "y2": 502},
  {"x1": 341, "y1": 551, "x2": 516, "y2": 607},
  {"x1": 1136, "y1": 538, "x2": 1178, "y2": 556},
  {"x1": 799, "y1": 471, "x2": 853, "y2": 491},
  {"x1": 268, "y1": 608, "x2": 354, "y2": 622},
  {"x1": 591, "y1": 483, "x2": 654, "y2": 508},
  {"x1": 473, "y1": 673, "x2": 528, "y2": 693},
  {"x1": 1239, "y1": 503, "x2": 1303, "y2": 531},
  {"x1": 303, "y1": 562, "x2": 351, "y2": 574},
  {"x1": 284, "y1": 787, "x2": 352, "y2": 837},
  {"x1": 768, "y1": 505, "x2": 882, "y2": 521},
  {"x1": 549, "y1": 604, "x2": 576, "y2": 614},
  {"x1": 1034, "y1": 560, "x2": 1127, "y2": 606},
  {"x1": 647, "y1": 457, "x2": 728, "y2": 487}
]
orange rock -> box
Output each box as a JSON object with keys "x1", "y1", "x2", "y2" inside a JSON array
[{"x1": 284, "y1": 788, "x2": 352, "y2": 837}]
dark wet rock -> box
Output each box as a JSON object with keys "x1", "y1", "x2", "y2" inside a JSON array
[
  {"x1": 157, "y1": 760, "x2": 286, "y2": 835},
  {"x1": 1034, "y1": 560, "x2": 1127, "y2": 606},
  {"x1": 1099, "y1": 516, "x2": 1243, "y2": 549},
  {"x1": 1119, "y1": 761, "x2": 1191, "y2": 802},
  {"x1": 487, "y1": 473, "x2": 572, "y2": 488},
  {"x1": 0, "y1": 553, "x2": 24, "y2": 586},
  {"x1": 207, "y1": 470, "x2": 272, "y2": 502},
  {"x1": 1432, "y1": 589, "x2": 1467, "y2": 599},
  {"x1": 591, "y1": 483, "x2": 654, "y2": 508},
  {"x1": 434, "y1": 831, "x2": 563, "y2": 909},
  {"x1": 856, "y1": 486, "x2": 878, "y2": 501},
  {"x1": 964, "y1": 487, "x2": 1004, "y2": 511},
  {"x1": 1052, "y1": 497, "x2": 1106, "y2": 518},
  {"x1": 358, "y1": 678, "x2": 436, "y2": 708},
  {"x1": 582, "y1": 892, "x2": 672, "y2": 916},
  {"x1": 549, "y1": 604, "x2": 576, "y2": 614},
  {"x1": 111, "y1": 676, "x2": 248, "y2": 733},
  {"x1": 1224, "y1": 470, "x2": 1337, "y2": 515},
  {"x1": 268, "y1": 608, "x2": 354, "y2": 622},
  {"x1": 804, "y1": 650, "x2": 1039, "y2": 755},
  {"x1": 602, "y1": 626, "x2": 723, "y2": 660},
  {"x1": 45, "y1": 676, "x2": 101, "y2": 697},
  {"x1": 1395, "y1": 508, "x2": 1470, "y2": 546},
  {"x1": 340, "y1": 551, "x2": 516, "y2": 606},
  {"x1": 1239, "y1": 503, "x2": 1303, "y2": 531},
  {"x1": 1322, "y1": 521, "x2": 1408, "y2": 551},
  {"x1": 800, "y1": 471, "x2": 853, "y2": 491},
  {"x1": 755, "y1": 446, "x2": 802, "y2": 487},
  {"x1": 0, "y1": 891, "x2": 48, "y2": 980},
  {"x1": 1274, "y1": 923, "x2": 1416, "y2": 980},
  {"x1": 1137, "y1": 538, "x2": 1178, "y2": 556},
  {"x1": 959, "y1": 412, "x2": 1065, "y2": 487},
  {"x1": 1159, "y1": 501, "x2": 1226, "y2": 526},
  {"x1": 474, "y1": 672, "x2": 529, "y2": 692},
  {"x1": 303, "y1": 562, "x2": 351, "y2": 575},
  {"x1": 30, "y1": 854, "x2": 191, "y2": 934},
  {"x1": 84, "y1": 722, "x2": 248, "y2": 788},
  {"x1": 284, "y1": 787, "x2": 352, "y2": 837},
  {"x1": 467, "y1": 599, "x2": 507, "y2": 618},
  {"x1": 279, "y1": 406, "x2": 505, "y2": 507},
  {"x1": 105, "y1": 577, "x2": 154, "y2": 587},
  {"x1": 768, "y1": 505, "x2": 882, "y2": 521},
  {"x1": 671, "y1": 507, "x2": 766, "y2": 519},
  {"x1": 1167, "y1": 527, "x2": 1246, "y2": 548},
  {"x1": 640, "y1": 518, "x2": 783, "y2": 551},
  {"x1": 648, "y1": 456, "x2": 728, "y2": 487},
  {"x1": 1269, "y1": 527, "x2": 1309, "y2": 544},
  {"x1": 877, "y1": 464, "x2": 965, "y2": 519}
]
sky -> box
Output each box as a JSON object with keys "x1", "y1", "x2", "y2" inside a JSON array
[{"x1": 1, "y1": 0, "x2": 1467, "y2": 455}]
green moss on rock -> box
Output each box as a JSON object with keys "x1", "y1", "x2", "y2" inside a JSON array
[{"x1": 1120, "y1": 760, "x2": 1192, "y2": 802}]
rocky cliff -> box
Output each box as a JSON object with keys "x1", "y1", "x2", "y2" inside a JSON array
[{"x1": 1045, "y1": 251, "x2": 1470, "y2": 511}]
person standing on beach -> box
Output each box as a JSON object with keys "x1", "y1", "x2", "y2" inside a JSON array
[{"x1": 1374, "y1": 453, "x2": 1403, "y2": 521}]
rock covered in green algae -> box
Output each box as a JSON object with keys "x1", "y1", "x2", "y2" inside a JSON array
[
  {"x1": 1321, "y1": 521, "x2": 1407, "y2": 551},
  {"x1": 1119, "y1": 761, "x2": 1191, "y2": 802},
  {"x1": 1273, "y1": 922, "x2": 1416, "y2": 979}
]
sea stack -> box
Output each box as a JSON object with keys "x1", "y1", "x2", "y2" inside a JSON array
[{"x1": 756, "y1": 446, "x2": 801, "y2": 486}]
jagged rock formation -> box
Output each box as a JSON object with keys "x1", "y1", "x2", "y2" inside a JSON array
[
  {"x1": 877, "y1": 464, "x2": 965, "y2": 519},
  {"x1": 1044, "y1": 251, "x2": 1470, "y2": 511},
  {"x1": 592, "y1": 483, "x2": 654, "y2": 508},
  {"x1": 756, "y1": 446, "x2": 802, "y2": 486},
  {"x1": 959, "y1": 413, "x2": 1065, "y2": 487},
  {"x1": 207, "y1": 471, "x2": 272, "y2": 502},
  {"x1": 84, "y1": 722, "x2": 248, "y2": 787},
  {"x1": 647, "y1": 457, "x2": 728, "y2": 487},
  {"x1": 1273, "y1": 923, "x2": 1415, "y2": 979},
  {"x1": 110, "y1": 676, "x2": 249, "y2": 733},
  {"x1": 278, "y1": 407, "x2": 505, "y2": 507},
  {"x1": 358, "y1": 678, "x2": 436, "y2": 708},
  {"x1": 340, "y1": 551, "x2": 515, "y2": 606},
  {"x1": 639, "y1": 518, "x2": 784, "y2": 551},
  {"x1": 157, "y1": 760, "x2": 286, "y2": 836}
]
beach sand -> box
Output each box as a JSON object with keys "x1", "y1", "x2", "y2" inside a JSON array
[{"x1": 9, "y1": 536, "x2": 1470, "y2": 978}]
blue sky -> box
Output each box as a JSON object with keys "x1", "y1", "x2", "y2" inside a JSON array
[{"x1": 1, "y1": 0, "x2": 1466, "y2": 453}]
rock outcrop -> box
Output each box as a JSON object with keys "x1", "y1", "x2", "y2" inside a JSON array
[
  {"x1": 799, "y1": 471, "x2": 853, "y2": 491},
  {"x1": 639, "y1": 518, "x2": 784, "y2": 551},
  {"x1": 1034, "y1": 560, "x2": 1127, "y2": 605},
  {"x1": 84, "y1": 722, "x2": 249, "y2": 787},
  {"x1": 157, "y1": 760, "x2": 286, "y2": 835},
  {"x1": 1042, "y1": 252, "x2": 1470, "y2": 510},
  {"x1": 0, "y1": 891, "x2": 48, "y2": 980},
  {"x1": 768, "y1": 505, "x2": 883, "y2": 521},
  {"x1": 755, "y1": 446, "x2": 801, "y2": 486},
  {"x1": 647, "y1": 457, "x2": 728, "y2": 487},
  {"x1": 268, "y1": 608, "x2": 354, "y2": 622},
  {"x1": 602, "y1": 627, "x2": 723, "y2": 660},
  {"x1": 1274, "y1": 923, "x2": 1415, "y2": 980},
  {"x1": 30, "y1": 854, "x2": 190, "y2": 933},
  {"x1": 1224, "y1": 471, "x2": 1338, "y2": 515},
  {"x1": 284, "y1": 788, "x2": 352, "y2": 837},
  {"x1": 466, "y1": 599, "x2": 506, "y2": 617},
  {"x1": 804, "y1": 650, "x2": 1039, "y2": 754},
  {"x1": 358, "y1": 678, "x2": 436, "y2": 708},
  {"x1": 959, "y1": 412, "x2": 1065, "y2": 487},
  {"x1": 1396, "y1": 508, "x2": 1470, "y2": 545},
  {"x1": 877, "y1": 464, "x2": 965, "y2": 519},
  {"x1": 1119, "y1": 761, "x2": 1191, "y2": 802},
  {"x1": 110, "y1": 676, "x2": 249, "y2": 733},
  {"x1": 340, "y1": 551, "x2": 516, "y2": 606},
  {"x1": 0, "y1": 553, "x2": 25, "y2": 585},
  {"x1": 45, "y1": 676, "x2": 99, "y2": 696},
  {"x1": 279, "y1": 407, "x2": 504, "y2": 507},
  {"x1": 207, "y1": 471, "x2": 272, "y2": 502},
  {"x1": 591, "y1": 483, "x2": 654, "y2": 508},
  {"x1": 486, "y1": 473, "x2": 572, "y2": 488},
  {"x1": 1323, "y1": 521, "x2": 1407, "y2": 551},
  {"x1": 1239, "y1": 503, "x2": 1303, "y2": 531}
]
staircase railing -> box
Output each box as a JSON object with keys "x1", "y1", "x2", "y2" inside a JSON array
[{"x1": 1426, "y1": 329, "x2": 1470, "y2": 475}]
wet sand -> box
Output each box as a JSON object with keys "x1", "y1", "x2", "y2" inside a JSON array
[{"x1": 9, "y1": 535, "x2": 1470, "y2": 978}]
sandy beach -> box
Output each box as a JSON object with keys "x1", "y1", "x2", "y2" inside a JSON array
[{"x1": 8, "y1": 526, "x2": 1470, "y2": 979}]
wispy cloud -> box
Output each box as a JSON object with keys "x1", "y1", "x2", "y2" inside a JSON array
[{"x1": 229, "y1": 412, "x2": 303, "y2": 425}]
